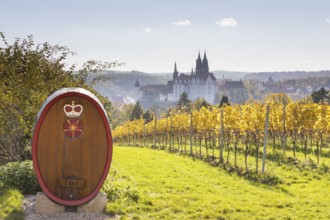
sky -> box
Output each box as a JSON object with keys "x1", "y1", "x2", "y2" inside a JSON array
[{"x1": 1, "y1": 0, "x2": 330, "y2": 73}]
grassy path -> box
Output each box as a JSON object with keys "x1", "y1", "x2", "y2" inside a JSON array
[{"x1": 106, "y1": 145, "x2": 330, "y2": 219}]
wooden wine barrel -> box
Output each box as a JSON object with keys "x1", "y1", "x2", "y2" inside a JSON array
[{"x1": 32, "y1": 88, "x2": 113, "y2": 206}]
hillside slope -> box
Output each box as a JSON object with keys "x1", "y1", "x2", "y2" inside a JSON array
[
  {"x1": 90, "y1": 71, "x2": 171, "y2": 100},
  {"x1": 107, "y1": 146, "x2": 330, "y2": 219}
]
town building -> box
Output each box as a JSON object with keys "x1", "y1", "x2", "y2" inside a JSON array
[{"x1": 218, "y1": 80, "x2": 249, "y2": 104}]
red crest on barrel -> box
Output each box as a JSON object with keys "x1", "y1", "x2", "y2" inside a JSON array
[
  {"x1": 63, "y1": 100, "x2": 84, "y2": 139},
  {"x1": 63, "y1": 119, "x2": 83, "y2": 139}
]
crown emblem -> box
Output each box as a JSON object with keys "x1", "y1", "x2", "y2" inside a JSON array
[{"x1": 63, "y1": 100, "x2": 83, "y2": 117}]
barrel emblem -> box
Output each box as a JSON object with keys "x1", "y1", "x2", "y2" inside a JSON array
[{"x1": 63, "y1": 100, "x2": 83, "y2": 139}]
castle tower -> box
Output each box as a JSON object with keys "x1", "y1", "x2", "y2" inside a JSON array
[{"x1": 173, "y1": 62, "x2": 178, "y2": 80}]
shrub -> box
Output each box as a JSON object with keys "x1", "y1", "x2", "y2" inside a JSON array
[
  {"x1": 0, "y1": 188, "x2": 23, "y2": 219},
  {"x1": 0, "y1": 160, "x2": 41, "y2": 194}
]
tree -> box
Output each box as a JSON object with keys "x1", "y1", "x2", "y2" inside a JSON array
[
  {"x1": 130, "y1": 101, "x2": 143, "y2": 121},
  {"x1": 311, "y1": 88, "x2": 330, "y2": 103},
  {"x1": 110, "y1": 103, "x2": 134, "y2": 128},
  {"x1": 219, "y1": 95, "x2": 230, "y2": 107},
  {"x1": 192, "y1": 98, "x2": 211, "y2": 110},
  {"x1": 0, "y1": 34, "x2": 77, "y2": 164},
  {"x1": 0, "y1": 33, "x2": 114, "y2": 164},
  {"x1": 77, "y1": 60, "x2": 123, "y2": 86},
  {"x1": 143, "y1": 110, "x2": 153, "y2": 123},
  {"x1": 176, "y1": 92, "x2": 191, "y2": 112}
]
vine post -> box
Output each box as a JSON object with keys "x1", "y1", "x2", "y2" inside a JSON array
[
  {"x1": 262, "y1": 105, "x2": 270, "y2": 175},
  {"x1": 144, "y1": 120, "x2": 146, "y2": 147},
  {"x1": 190, "y1": 110, "x2": 193, "y2": 155},
  {"x1": 170, "y1": 114, "x2": 172, "y2": 151},
  {"x1": 219, "y1": 108, "x2": 224, "y2": 163},
  {"x1": 282, "y1": 103, "x2": 286, "y2": 156},
  {"x1": 154, "y1": 115, "x2": 157, "y2": 147}
]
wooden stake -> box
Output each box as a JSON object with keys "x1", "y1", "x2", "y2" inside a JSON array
[{"x1": 262, "y1": 105, "x2": 269, "y2": 174}]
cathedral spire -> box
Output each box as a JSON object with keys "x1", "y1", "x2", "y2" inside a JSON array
[
  {"x1": 173, "y1": 62, "x2": 178, "y2": 80},
  {"x1": 134, "y1": 77, "x2": 140, "y2": 87},
  {"x1": 203, "y1": 50, "x2": 207, "y2": 62},
  {"x1": 202, "y1": 50, "x2": 209, "y2": 73},
  {"x1": 196, "y1": 51, "x2": 202, "y2": 74}
]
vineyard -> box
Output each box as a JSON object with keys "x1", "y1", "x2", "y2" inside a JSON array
[{"x1": 113, "y1": 102, "x2": 330, "y2": 176}]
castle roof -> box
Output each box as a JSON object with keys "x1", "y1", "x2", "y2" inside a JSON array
[
  {"x1": 140, "y1": 84, "x2": 172, "y2": 95},
  {"x1": 167, "y1": 80, "x2": 174, "y2": 87},
  {"x1": 176, "y1": 72, "x2": 216, "y2": 84},
  {"x1": 223, "y1": 80, "x2": 245, "y2": 89}
]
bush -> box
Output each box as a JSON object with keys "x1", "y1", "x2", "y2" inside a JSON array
[
  {"x1": 0, "y1": 160, "x2": 41, "y2": 194},
  {"x1": 0, "y1": 188, "x2": 24, "y2": 220}
]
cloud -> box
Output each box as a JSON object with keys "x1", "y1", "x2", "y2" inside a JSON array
[
  {"x1": 173, "y1": 20, "x2": 192, "y2": 26},
  {"x1": 145, "y1": 27, "x2": 151, "y2": 33},
  {"x1": 215, "y1": 18, "x2": 237, "y2": 27},
  {"x1": 326, "y1": 18, "x2": 330, "y2": 23}
]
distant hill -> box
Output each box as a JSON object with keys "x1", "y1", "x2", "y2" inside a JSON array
[
  {"x1": 243, "y1": 70, "x2": 330, "y2": 81},
  {"x1": 90, "y1": 69, "x2": 330, "y2": 103},
  {"x1": 90, "y1": 71, "x2": 171, "y2": 101},
  {"x1": 90, "y1": 70, "x2": 249, "y2": 101}
]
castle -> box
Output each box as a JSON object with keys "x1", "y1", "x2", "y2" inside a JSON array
[
  {"x1": 169, "y1": 51, "x2": 218, "y2": 104},
  {"x1": 139, "y1": 51, "x2": 218, "y2": 106}
]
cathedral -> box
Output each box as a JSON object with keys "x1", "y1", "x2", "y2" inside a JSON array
[
  {"x1": 138, "y1": 51, "x2": 218, "y2": 107},
  {"x1": 168, "y1": 51, "x2": 218, "y2": 104}
]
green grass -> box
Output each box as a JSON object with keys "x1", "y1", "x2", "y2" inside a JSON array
[
  {"x1": 120, "y1": 138, "x2": 330, "y2": 178},
  {"x1": 1, "y1": 144, "x2": 328, "y2": 219},
  {"x1": 0, "y1": 183, "x2": 24, "y2": 220},
  {"x1": 105, "y1": 145, "x2": 330, "y2": 219}
]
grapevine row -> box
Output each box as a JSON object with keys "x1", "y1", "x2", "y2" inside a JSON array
[{"x1": 113, "y1": 103, "x2": 330, "y2": 173}]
